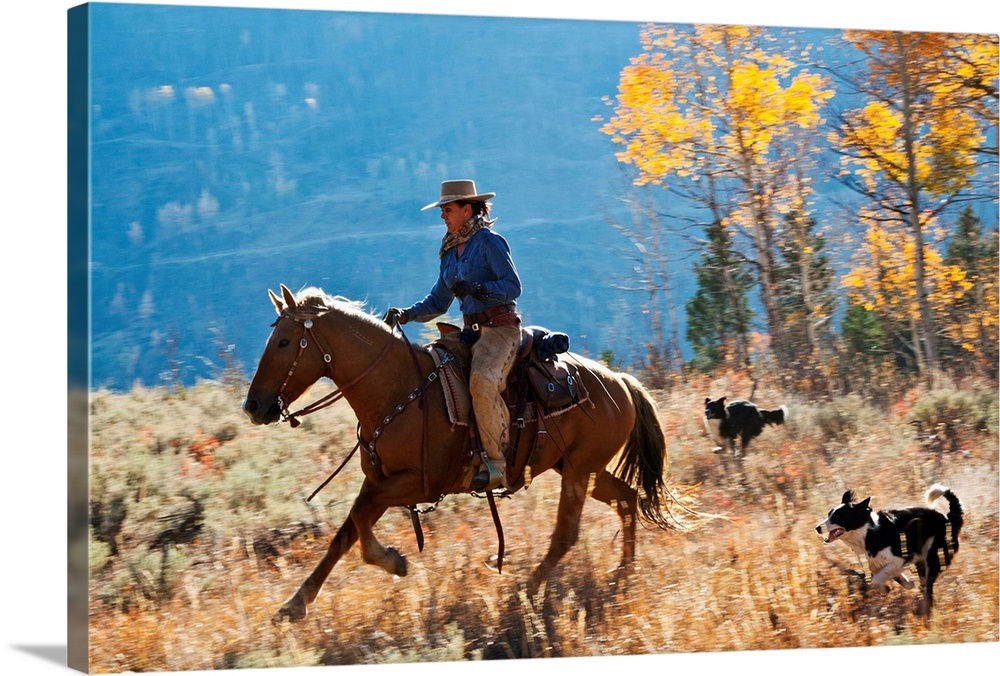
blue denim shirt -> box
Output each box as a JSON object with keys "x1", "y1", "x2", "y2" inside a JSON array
[{"x1": 405, "y1": 226, "x2": 521, "y2": 323}]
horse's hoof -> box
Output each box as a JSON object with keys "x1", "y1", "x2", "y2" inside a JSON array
[
  {"x1": 272, "y1": 596, "x2": 307, "y2": 625},
  {"x1": 388, "y1": 547, "x2": 408, "y2": 577}
]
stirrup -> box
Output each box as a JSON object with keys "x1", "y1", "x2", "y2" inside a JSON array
[{"x1": 471, "y1": 454, "x2": 504, "y2": 492}]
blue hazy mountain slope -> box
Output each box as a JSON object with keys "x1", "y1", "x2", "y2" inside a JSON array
[{"x1": 86, "y1": 4, "x2": 683, "y2": 389}]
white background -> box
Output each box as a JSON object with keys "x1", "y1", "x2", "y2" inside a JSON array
[{"x1": 1, "y1": 1, "x2": 997, "y2": 674}]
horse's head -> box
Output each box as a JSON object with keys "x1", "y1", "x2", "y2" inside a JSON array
[{"x1": 242, "y1": 284, "x2": 334, "y2": 425}]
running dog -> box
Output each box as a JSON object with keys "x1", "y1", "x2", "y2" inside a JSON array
[
  {"x1": 815, "y1": 484, "x2": 963, "y2": 613},
  {"x1": 703, "y1": 396, "x2": 786, "y2": 456}
]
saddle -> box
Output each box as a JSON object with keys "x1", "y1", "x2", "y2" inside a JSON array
[{"x1": 430, "y1": 323, "x2": 590, "y2": 490}]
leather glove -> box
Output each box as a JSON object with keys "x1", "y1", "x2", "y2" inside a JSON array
[
  {"x1": 383, "y1": 307, "x2": 409, "y2": 326},
  {"x1": 452, "y1": 281, "x2": 489, "y2": 300},
  {"x1": 451, "y1": 280, "x2": 473, "y2": 298}
]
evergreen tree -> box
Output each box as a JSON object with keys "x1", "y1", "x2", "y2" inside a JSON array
[
  {"x1": 945, "y1": 207, "x2": 992, "y2": 272},
  {"x1": 840, "y1": 302, "x2": 889, "y2": 361},
  {"x1": 685, "y1": 221, "x2": 754, "y2": 372},
  {"x1": 941, "y1": 207, "x2": 999, "y2": 376}
]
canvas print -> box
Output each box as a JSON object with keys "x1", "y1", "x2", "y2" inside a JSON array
[{"x1": 68, "y1": 2, "x2": 999, "y2": 673}]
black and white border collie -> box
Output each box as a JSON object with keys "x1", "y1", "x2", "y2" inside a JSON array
[
  {"x1": 703, "y1": 396, "x2": 786, "y2": 456},
  {"x1": 816, "y1": 484, "x2": 963, "y2": 613}
]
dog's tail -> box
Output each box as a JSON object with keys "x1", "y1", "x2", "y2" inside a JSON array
[
  {"x1": 926, "y1": 483, "x2": 963, "y2": 553},
  {"x1": 762, "y1": 405, "x2": 787, "y2": 426}
]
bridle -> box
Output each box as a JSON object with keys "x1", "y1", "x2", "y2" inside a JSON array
[{"x1": 273, "y1": 312, "x2": 392, "y2": 428}]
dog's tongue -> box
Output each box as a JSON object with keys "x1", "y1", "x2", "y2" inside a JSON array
[{"x1": 825, "y1": 528, "x2": 844, "y2": 543}]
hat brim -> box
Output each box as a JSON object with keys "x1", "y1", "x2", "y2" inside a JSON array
[{"x1": 420, "y1": 192, "x2": 495, "y2": 211}]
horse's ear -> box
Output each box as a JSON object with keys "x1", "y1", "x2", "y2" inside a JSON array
[
  {"x1": 280, "y1": 284, "x2": 297, "y2": 310},
  {"x1": 858, "y1": 497, "x2": 872, "y2": 510},
  {"x1": 841, "y1": 490, "x2": 854, "y2": 504},
  {"x1": 704, "y1": 397, "x2": 710, "y2": 405},
  {"x1": 268, "y1": 288, "x2": 283, "y2": 315}
]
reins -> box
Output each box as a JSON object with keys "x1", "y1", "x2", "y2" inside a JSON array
[{"x1": 307, "y1": 426, "x2": 361, "y2": 502}]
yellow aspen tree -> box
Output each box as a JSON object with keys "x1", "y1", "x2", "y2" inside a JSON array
[
  {"x1": 842, "y1": 211, "x2": 976, "y2": 372},
  {"x1": 599, "y1": 24, "x2": 833, "y2": 369},
  {"x1": 831, "y1": 30, "x2": 998, "y2": 381}
]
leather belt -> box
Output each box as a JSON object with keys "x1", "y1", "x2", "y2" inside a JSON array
[{"x1": 464, "y1": 303, "x2": 519, "y2": 329}]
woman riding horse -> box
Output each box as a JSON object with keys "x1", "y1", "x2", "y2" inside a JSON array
[
  {"x1": 244, "y1": 284, "x2": 696, "y2": 623},
  {"x1": 384, "y1": 179, "x2": 521, "y2": 493}
]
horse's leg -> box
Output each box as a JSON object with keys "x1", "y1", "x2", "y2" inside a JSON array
[
  {"x1": 274, "y1": 472, "x2": 421, "y2": 624},
  {"x1": 352, "y1": 472, "x2": 423, "y2": 577},
  {"x1": 274, "y1": 512, "x2": 366, "y2": 624},
  {"x1": 590, "y1": 470, "x2": 637, "y2": 570},
  {"x1": 526, "y1": 469, "x2": 589, "y2": 597}
]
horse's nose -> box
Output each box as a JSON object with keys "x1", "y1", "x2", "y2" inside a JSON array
[{"x1": 243, "y1": 398, "x2": 258, "y2": 417}]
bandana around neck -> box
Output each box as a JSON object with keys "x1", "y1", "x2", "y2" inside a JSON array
[{"x1": 439, "y1": 215, "x2": 495, "y2": 258}]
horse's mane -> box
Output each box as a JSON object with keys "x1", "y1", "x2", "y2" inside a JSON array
[{"x1": 287, "y1": 286, "x2": 389, "y2": 333}]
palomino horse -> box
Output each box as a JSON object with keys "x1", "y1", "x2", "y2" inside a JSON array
[{"x1": 243, "y1": 284, "x2": 691, "y2": 623}]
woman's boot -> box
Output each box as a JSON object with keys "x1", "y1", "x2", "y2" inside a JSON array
[{"x1": 471, "y1": 451, "x2": 505, "y2": 492}]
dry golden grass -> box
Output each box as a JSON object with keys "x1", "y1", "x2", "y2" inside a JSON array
[{"x1": 85, "y1": 375, "x2": 999, "y2": 672}]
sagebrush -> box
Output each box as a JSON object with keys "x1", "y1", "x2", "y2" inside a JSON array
[{"x1": 85, "y1": 378, "x2": 999, "y2": 672}]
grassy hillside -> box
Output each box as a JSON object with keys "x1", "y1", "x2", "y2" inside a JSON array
[{"x1": 84, "y1": 374, "x2": 998, "y2": 671}]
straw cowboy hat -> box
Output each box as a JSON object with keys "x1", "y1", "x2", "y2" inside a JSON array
[{"x1": 421, "y1": 179, "x2": 496, "y2": 211}]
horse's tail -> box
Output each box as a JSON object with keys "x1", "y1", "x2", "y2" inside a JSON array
[{"x1": 613, "y1": 373, "x2": 685, "y2": 530}]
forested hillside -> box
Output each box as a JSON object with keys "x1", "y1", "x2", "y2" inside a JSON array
[{"x1": 82, "y1": 7, "x2": 997, "y2": 397}]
